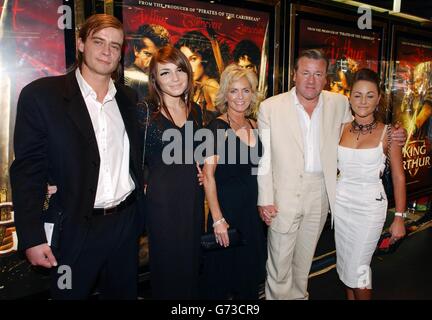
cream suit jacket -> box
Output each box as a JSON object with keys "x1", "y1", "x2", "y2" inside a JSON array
[{"x1": 257, "y1": 87, "x2": 351, "y2": 233}]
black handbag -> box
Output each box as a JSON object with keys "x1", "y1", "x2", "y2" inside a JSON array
[
  {"x1": 200, "y1": 228, "x2": 246, "y2": 252},
  {"x1": 381, "y1": 125, "x2": 394, "y2": 200}
]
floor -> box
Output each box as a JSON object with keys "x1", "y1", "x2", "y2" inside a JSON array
[
  {"x1": 136, "y1": 210, "x2": 432, "y2": 300},
  {"x1": 308, "y1": 222, "x2": 432, "y2": 300},
  {"x1": 15, "y1": 210, "x2": 432, "y2": 300}
]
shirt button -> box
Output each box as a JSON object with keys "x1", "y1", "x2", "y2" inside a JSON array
[
  {"x1": 296, "y1": 194, "x2": 301, "y2": 197},
  {"x1": 299, "y1": 174, "x2": 303, "y2": 178}
]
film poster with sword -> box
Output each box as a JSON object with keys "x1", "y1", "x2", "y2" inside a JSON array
[
  {"x1": 296, "y1": 18, "x2": 381, "y2": 98},
  {"x1": 391, "y1": 37, "x2": 432, "y2": 197},
  {"x1": 122, "y1": 0, "x2": 270, "y2": 116},
  {"x1": 0, "y1": 0, "x2": 66, "y2": 298}
]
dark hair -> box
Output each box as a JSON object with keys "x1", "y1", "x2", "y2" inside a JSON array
[
  {"x1": 351, "y1": 68, "x2": 388, "y2": 123},
  {"x1": 76, "y1": 14, "x2": 124, "y2": 78},
  {"x1": 351, "y1": 68, "x2": 380, "y2": 91},
  {"x1": 148, "y1": 45, "x2": 197, "y2": 124},
  {"x1": 131, "y1": 24, "x2": 170, "y2": 50},
  {"x1": 294, "y1": 49, "x2": 329, "y2": 72},
  {"x1": 174, "y1": 30, "x2": 230, "y2": 79},
  {"x1": 233, "y1": 40, "x2": 261, "y2": 68}
]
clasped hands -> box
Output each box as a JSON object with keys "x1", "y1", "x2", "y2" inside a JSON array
[{"x1": 258, "y1": 205, "x2": 278, "y2": 226}]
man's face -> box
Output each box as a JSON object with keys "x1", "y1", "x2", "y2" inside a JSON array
[
  {"x1": 180, "y1": 45, "x2": 204, "y2": 82},
  {"x1": 134, "y1": 38, "x2": 158, "y2": 73},
  {"x1": 78, "y1": 27, "x2": 123, "y2": 77},
  {"x1": 237, "y1": 55, "x2": 257, "y2": 73},
  {"x1": 293, "y1": 57, "x2": 327, "y2": 102}
]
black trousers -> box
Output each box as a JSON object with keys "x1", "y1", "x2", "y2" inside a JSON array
[{"x1": 50, "y1": 203, "x2": 139, "y2": 300}]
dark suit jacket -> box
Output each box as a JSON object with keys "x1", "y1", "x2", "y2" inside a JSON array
[{"x1": 10, "y1": 70, "x2": 143, "y2": 263}]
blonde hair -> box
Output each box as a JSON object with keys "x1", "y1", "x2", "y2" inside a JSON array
[{"x1": 215, "y1": 64, "x2": 261, "y2": 117}]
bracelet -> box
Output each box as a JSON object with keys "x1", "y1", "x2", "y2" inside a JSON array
[
  {"x1": 394, "y1": 211, "x2": 407, "y2": 218},
  {"x1": 212, "y1": 217, "x2": 226, "y2": 228}
]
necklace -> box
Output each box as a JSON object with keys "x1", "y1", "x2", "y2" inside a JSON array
[
  {"x1": 350, "y1": 119, "x2": 378, "y2": 140},
  {"x1": 226, "y1": 113, "x2": 249, "y2": 130}
]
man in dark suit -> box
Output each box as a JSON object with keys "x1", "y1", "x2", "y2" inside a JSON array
[{"x1": 10, "y1": 14, "x2": 143, "y2": 299}]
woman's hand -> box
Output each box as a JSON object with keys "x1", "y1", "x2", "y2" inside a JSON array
[
  {"x1": 214, "y1": 219, "x2": 230, "y2": 247},
  {"x1": 389, "y1": 217, "x2": 406, "y2": 244},
  {"x1": 196, "y1": 162, "x2": 206, "y2": 186},
  {"x1": 258, "y1": 205, "x2": 278, "y2": 226}
]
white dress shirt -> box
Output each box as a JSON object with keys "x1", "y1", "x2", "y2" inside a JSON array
[
  {"x1": 293, "y1": 89, "x2": 323, "y2": 173},
  {"x1": 75, "y1": 68, "x2": 135, "y2": 208}
]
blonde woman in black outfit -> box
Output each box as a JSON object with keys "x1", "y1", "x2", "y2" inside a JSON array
[{"x1": 200, "y1": 64, "x2": 266, "y2": 299}]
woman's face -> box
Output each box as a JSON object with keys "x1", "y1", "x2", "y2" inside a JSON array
[
  {"x1": 226, "y1": 76, "x2": 253, "y2": 114},
  {"x1": 180, "y1": 46, "x2": 204, "y2": 82},
  {"x1": 349, "y1": 80, "x2": 380, "y2": 119},
  {"x1": 155, "y1": 62, "x2": 188, "y2": 98}
]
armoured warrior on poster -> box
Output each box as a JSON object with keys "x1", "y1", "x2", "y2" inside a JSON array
[
  {"x1": 393, "y1": 39, "x2": 432, "y2": 194},
  {"x1": 398, "y1": 61, "x2": 432, "y2": 178}
]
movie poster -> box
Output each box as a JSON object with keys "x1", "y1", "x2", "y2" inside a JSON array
[
  {"x1": 391, "y1": 36, "x2": 432, "y2": 197},
  {"x1": 0, "y1": 0, "x2": 66, "y2": 299},
  {"x1": 122, "y1": 0, "x2": 270, "y2": 119},
  {"x1": 296, "y1": 18, "x2": 382, "y2": 97},
  {"x1": 121, "y1": 0, "x2": 269, "y2": 268}
]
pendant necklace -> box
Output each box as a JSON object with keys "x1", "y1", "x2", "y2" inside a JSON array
[
  {"x1": 227, "y1": 113, "x2": 249, "y2": 130},
  {"x1": 350, "y1": 119, "x2": 377, "y2": 140}
]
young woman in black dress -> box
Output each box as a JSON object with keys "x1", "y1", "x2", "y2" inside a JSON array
[{"x1": 137, "y1": 46, "x2": 203, "y2": 299}]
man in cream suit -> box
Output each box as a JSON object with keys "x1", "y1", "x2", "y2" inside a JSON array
[{"x1": 257, "y1": 49, "x2": 351, "y2": 300}]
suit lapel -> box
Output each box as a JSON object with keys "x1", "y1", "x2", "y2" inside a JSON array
[
  {"x1": 286, "y1": 88, "x2": 304, "y2": 153},
  {"x1": 320, "y1": 92, "x2": 332, "y2": 153},
  {"x1": 63, "y1": 71, "x2": 99, "y2": 155}
]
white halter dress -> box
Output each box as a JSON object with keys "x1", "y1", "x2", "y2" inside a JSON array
[{"x1": 333, "y1": 125, "x2": 388, "y2": 289}]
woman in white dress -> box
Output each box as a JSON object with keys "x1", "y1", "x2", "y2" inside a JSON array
[{"x1": 334, "y1": 68, "x2": 406, "y2": 300}]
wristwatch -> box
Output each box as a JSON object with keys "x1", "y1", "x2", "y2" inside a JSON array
[{"x1": 394, "y1": 211, "x2": 407, "y2": 218}]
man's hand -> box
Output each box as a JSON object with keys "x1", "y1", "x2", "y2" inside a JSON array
[
  {"x1": 258, "y1": 205, "x2": 278, "y2": 226},
  {"x1": 25, "y1": 243, "x2": 58, "y2": 268},
  {"x1": 392, "y1": 122, "x2": 408, "y2": 147}
]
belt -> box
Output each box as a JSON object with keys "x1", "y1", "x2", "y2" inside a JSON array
[{"x1": 93, "y1": 191, "x2": 136, "y2": 216}]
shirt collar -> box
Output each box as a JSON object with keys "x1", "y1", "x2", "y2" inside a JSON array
[
  {"x1": 75, "y1": 68, "x2": 117, "y2": 102},
  {"x1": 292, "y1": 87, "x2": 323, "y2": 111}
]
